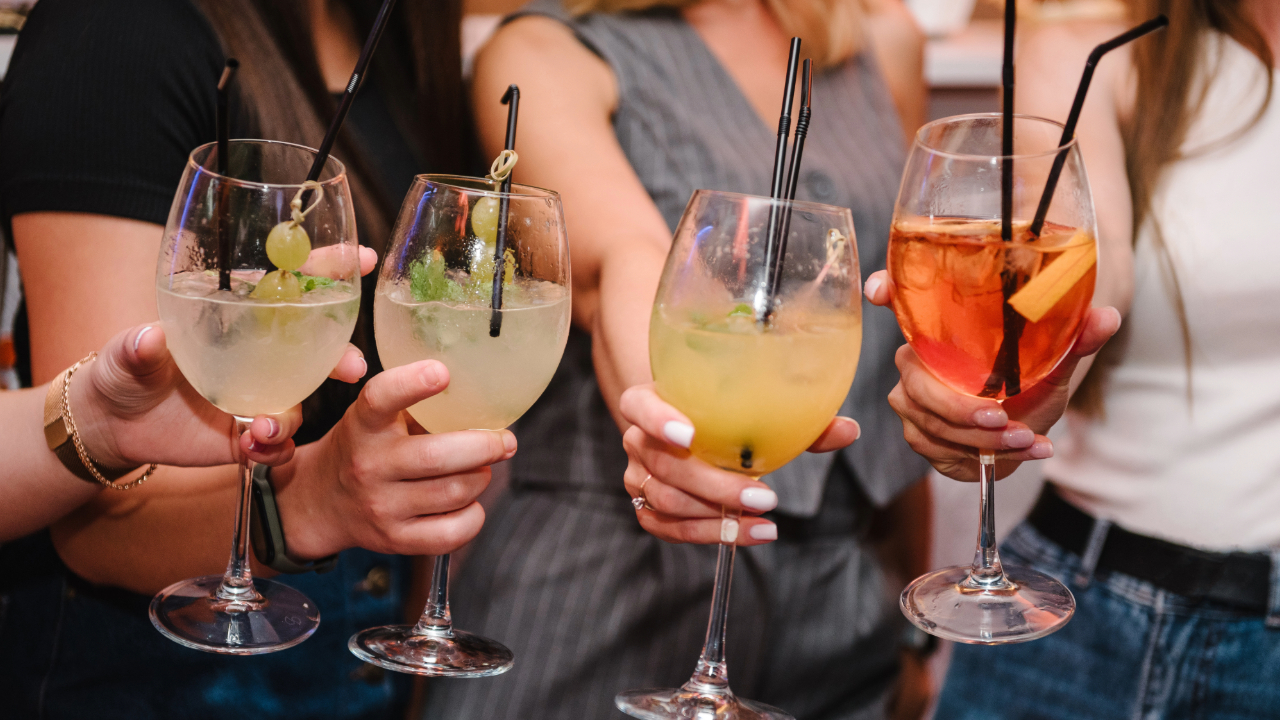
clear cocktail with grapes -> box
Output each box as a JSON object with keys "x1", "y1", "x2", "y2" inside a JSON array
[
  {"x1": 150, "y1": 139, "x2": 361, "y2": 654},
  {"x1": 349, "y1": 174, "x2": 570, "y2": 676},
  {"x1": 889, "y1": 114, "x2": 1098, "y2": 644},
  {"x1": 617, "y1": 190, "x2": 862, "y2": 720}
]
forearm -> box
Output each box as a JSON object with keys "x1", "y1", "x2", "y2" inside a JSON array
[
  {"x1": 589, "y1": 242, "x2": 670, "y2": 429},
  {"x1": 0, "y1": 387, "x2": 102, "y2": 541},
  {"x1": 49, "y1": 462, "x2": 282, "y2": 593}
]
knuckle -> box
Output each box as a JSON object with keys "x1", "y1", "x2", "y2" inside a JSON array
[{"x1": 414, "y1": 440, "x2": 443, "y2": 473}]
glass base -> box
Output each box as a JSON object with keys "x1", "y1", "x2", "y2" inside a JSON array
[
  {"x1": 348, "y1": 625, "x2": 514, "y2": 677},
  {"x1": 615, "y1": 687, "x2": 793, "y2": 720},
  {"x1": 149, "y1": 575, "x2": 320, "y2": 654},
  {"x1": 900, "y1": 565, "x2": 1074, "y2": 645}
]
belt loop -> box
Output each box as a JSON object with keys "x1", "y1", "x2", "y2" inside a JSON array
[
  {"x1": 1074, "y1": 517, "x2": 1112, "y2": 588},
  {"x1": 1265, "y1": 550, "x2": 1280, "y2": 629}
]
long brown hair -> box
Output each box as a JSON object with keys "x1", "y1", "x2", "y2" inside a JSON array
[
  {"x1": 1072, "y1": 0, "x2": 1273, "y2": 414},
  {"x1": 192, "y1": 0, "x2": 473, "y2": 438}
]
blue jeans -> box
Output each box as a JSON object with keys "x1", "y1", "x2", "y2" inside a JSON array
[{"x1": 935, "y1": 521, "x2": 1280, "y2": 719}]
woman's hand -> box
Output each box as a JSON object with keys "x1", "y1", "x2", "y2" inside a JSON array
[
  {"x1": 73, "y1": 323, "x2": 368, "y2": 471},
  {"x1": 863, "y1": 270, "x2": 1121, "y2": 482},
  {"x1": 272, "y1": 360, "x2": 518, "y2": 560},
  {"x1": 618, "y1": 384, "x2": 859, "y2": 545}
]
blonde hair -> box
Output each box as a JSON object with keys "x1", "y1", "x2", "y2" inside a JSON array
[{"x1": 562, "y1": 0, "x2": 866, "y2": 69}]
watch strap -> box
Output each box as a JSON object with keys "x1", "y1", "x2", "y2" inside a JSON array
[
  {"x1": 43, "y1": 362, "x2": 135, "y2": 484},
  {"x1": 249, "y1": 463, "x2": 338, "y2": 575}
]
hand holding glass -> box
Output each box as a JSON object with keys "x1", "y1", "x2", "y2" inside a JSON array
[
  {"x1": 888, "y1": 114, "x2": 1098, "y2": 644},
  {"x1": 150, "y1": 140, "x2": 361, "y2": 654},
  {"x1": 616, "y1": 189, "x2": 862, "y2": 720},
  {"x1": 348, "y1": 174, "x2": 571, "y2": 676}
]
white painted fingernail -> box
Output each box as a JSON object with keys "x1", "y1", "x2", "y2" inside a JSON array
[
  {"x1": 662, "y1": 421, "x2": 694, "y2": 448},
  {"x1": 133, "y1": 325, "x2": 154, "y2": 353},
  {"x1": 356, "y1": 356, "x2": 368, "y2": 378},
  {"x1": 740, "y1": 487, "x2": 778, "y2": 512},
  {"x1": 864, "y1": 275, "x2": 882, "y2": 299},
  {"x1": 749, "y1": 523, "x2": 777, "y2": 541},
  {"x1": 720, "y1": 518, "x2": 740, "y2": 544}
]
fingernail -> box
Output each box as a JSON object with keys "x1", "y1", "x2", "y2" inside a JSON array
[
  {"x1": 501, "y1": 431, "x2": 517, "y2": 454},
  {"x1": 247, "y1": 439, "x2": 264, "y2": 454},
  {"x1": 740, "y1": 487, "x2": 778, "y2": 512},
  {"x1": 973, "y1": 407, "x2": 1008, "y2": 428},
  {"x1": 265, "y1": 417, "x2": 281, "y2": 439},
  {"x1": 662, "y1": 421, "x2": 694, "y2": 448},
  {"x1": 1003, "y1": 427, "x2": 1035, "y2": 449},
  {"x1": 133, "y1": 325, "x2": 154, "y2": 353},
  {"x1": 864, "y1": 275, "x2": 882, "y2": 299},
  {"x1": 749, "y1": 523, "x2": 777, "y2": 541},
  {"x1": 421, "y1": 363, "x2": 444, "y2": 387},
  {"x1": 1029, "y1": 439, "x2": 1054, "y2": 459},
  {"x1": 720, "y1": 517, "x2": 740, "y2": 544},
  {"x1": 356, "y1": 356, "x2": 368, "y2": 378}
]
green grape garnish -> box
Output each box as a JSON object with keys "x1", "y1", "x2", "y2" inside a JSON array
[
  {"x1": 250, "y1": 269, "x2": 302, "y2": 301},
  {"x1": 471, "y1": 196, "x2": 500, "y2": 246},
  {"x1": 266, "y1": 221, "x2": 311, "y2": 272}
]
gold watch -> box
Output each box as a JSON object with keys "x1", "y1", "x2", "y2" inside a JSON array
[{"x1": 43, "y1": 353, "x2": 158, "y2": 490}]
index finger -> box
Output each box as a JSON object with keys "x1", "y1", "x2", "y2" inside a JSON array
[
  {"x1": 619, "y1": 383, "x2": 695, "y2": 449},
  {"x1": 353, "y1": 360, "x2": 449, "y2": 430},
  {"x1": 896, "y1": 344, "x2": 1008, "y2": 429}
]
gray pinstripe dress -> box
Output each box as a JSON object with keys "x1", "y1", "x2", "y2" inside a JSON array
[{"x1": 422, "y1": 3, "x2": 931, "y2": 717}]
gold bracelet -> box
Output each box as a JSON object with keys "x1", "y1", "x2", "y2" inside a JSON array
[{"x1": 44, "y1": 352, "x2": 159, "y2": 490}]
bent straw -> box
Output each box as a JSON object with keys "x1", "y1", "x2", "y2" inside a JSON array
[
  {"x1": 303, "y1": 0, "x2": 400, "y2": 186},
  {"x1": 1029, "y1": 15, "x2": 1169, "y2": 237},
  {"x1": 216, "y1": 58, "x2": 239, "y2": 291},
  {"x1": 767, "y1": 58, "x2": 813, "y2": 305},
  {"x1": 760, "y1": 38, "x2": 802, "y2": 320},
  {"x1": 981, "y1": 0, "x2": 1021, "y2": 398},
  {"x1": 490, "y1": 85, "x2": 520, "y2": 338}
]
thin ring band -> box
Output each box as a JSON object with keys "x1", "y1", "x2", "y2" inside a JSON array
[{"x1": 631, "y1": 474, "x2": 655, "y2": 512}]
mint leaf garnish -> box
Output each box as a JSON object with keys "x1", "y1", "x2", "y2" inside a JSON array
[
  {"x1": 291, "y1": 271, "x2": 338, "y2": 293},
  {"x1": 409, "y1": 250, "x2": 464, "y2": 303}
]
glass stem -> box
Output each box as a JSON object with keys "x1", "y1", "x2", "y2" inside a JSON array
[
  {"x1": 683, "y1": 506, "x2": 741, "y2": 695},
  {"x1": 412, "y1": 554, "x2": 453, "y2": 637},
  {"x1": 217, "y1": 417, "x2": 263, "y2": 606},
  {"x1": 964, "y1": 450, "x2": 1013, "y2": 591}
]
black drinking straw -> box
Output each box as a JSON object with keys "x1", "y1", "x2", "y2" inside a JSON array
[
  {"x1": 767, "y1": 59, "x2": 813, "y2": 304},
  {"x1": 982, "y1": 13, "x2": 1168, "y2": 397},
  {"x1": 303, "y1": 0, "x2": 400, "y2": 186},
  {"x1": 216, "y1": 58, "x2": 239, "y2": 291},
  {"x1": 760, "y1": 38, "x2": 802, "y2": 320},
  {"x1": 490, "y1": 85, "x2": 520, "y2": 338},
  {"x1": 1028, "y1": 15, "x2": 1169, "y2": 237},
  {"x1": 980, "y1": 0, "x2": 1022, "y2": 398}
]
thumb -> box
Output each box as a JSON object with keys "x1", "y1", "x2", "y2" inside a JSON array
[
  {"x1": 114, "y1": 324, "x2": 171, "y2": 379},
  {"x1": 1038, "y1": 306, "x2": 1122, "y2": 391}
]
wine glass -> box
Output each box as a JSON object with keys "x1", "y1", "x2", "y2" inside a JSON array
[
  {"x1": 150, "y1": 139, "x2": 361, "y2": 654},
  {"x1": 616, "y1": 189, "x2": 862, "y2": 720},
  {"x1": 348, "y1": 174, "x2": 571, "y2": 676},
  {"x1": 888, "y1": 113, "x2": 1098, "y2": 643}
]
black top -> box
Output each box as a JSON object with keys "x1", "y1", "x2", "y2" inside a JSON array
[{"x1": 0, "y1": 1, "x2": 423, "y2": 717}]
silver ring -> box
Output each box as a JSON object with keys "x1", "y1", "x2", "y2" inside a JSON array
[{"x1": 631, "y1": 474, "x2": 654, "y2": 511}]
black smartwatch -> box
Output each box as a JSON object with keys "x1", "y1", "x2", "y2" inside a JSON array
[{"x1": 249, "y1": 463, "x2": 339, "y2": 574}]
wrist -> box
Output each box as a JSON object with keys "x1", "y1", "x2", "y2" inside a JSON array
[{"x1": 269, "y1": 438, "x2": 347, "y2": 560}]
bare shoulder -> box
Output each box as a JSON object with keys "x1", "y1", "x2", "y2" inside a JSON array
[
  {"x1": 1018, "y1": 20, "x2": 1134, "y2": 117},
  {"x1": 474, "y1": 15, "x2": 616, "y2": 110},
  {"x1": 863, "y1": 0, "x2": 925, "y2": 59}
]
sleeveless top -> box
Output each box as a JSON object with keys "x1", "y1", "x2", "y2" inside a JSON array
[
  {"x1": 510, "y1": 0, "x2": 929, "y2": 516},
  {"x1": 1051, "y1": 33, "x2": 1280, "y2": 551}
]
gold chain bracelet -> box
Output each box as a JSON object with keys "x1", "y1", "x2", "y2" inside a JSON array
[{"x1": 60, "y1": 353, "x2": 159, "y2": 490}]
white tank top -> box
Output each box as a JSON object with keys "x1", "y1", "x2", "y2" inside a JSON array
[{"x1": 1049, "y1": 33, "x2": 1280, "y2": 551}]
